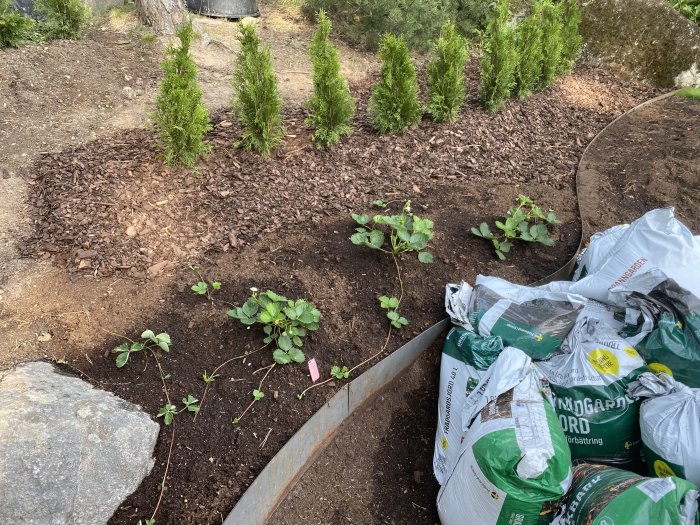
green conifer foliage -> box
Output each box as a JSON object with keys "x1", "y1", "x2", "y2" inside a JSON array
[
  {"x1": 232, "y1": 21, "x2": 283, "y2": 155},
  {"x1": 426, "y1": 22, "x2": 469, "y2": 123},
  {"x1": 479, "y1": 0, "x2": 518, "y2": 112},
  {"x1": 34, "y1": 0, "x2": 88, "y2": 39},
  {"x1": 306, "y1": 9, "x2": 356, "y2": 148},
  {"x1": 0, "y1": 0, "x2": 31, "y2": 48},
  {"x1": 514, "y1": 4, "x2": 544, "y2": 100},
  {"x1": 152, "y1": 19, "x2": 212, "y2": 168},
  {"x1": 539, "y1": 0, "x2": 563, "y2": 88},
  {"x1": 368, "y1": 34, "x2": 421, "y2": 134},
  {"x1": 558, "y1": 0, "x2": 582, "y2": 74}
]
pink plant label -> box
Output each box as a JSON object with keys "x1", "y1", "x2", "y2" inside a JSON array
[{"x1": 308, "y1": 358, "x2": 320, "y2": 382}]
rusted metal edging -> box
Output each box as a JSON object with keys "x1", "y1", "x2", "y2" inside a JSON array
[{"x1": 223, "y1": 319, "x2": 449, "y2": 525}]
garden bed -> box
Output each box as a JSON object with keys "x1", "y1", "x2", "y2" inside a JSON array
[{"x1": 17, "y1": 64, "x2": 664, "y2": 524}]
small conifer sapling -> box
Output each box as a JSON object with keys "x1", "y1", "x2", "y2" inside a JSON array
[
  {"x1": 514, "y1": 3, "x2": 544, "y2": 100},
  {"x1": 426, "y1": 22, "x2": 469, "y2": 123},
  {"x1": 558, "y1": 0, "x2": 582, "y2": 74},
  {"x1": 152, "y1": 18, "x2": 212, "y2": 168},
  {"x1": 539, "y1": 0, "x2": 563, "y2": 88},
  {"x1": 306, "y1": 9, "x2": 356, "y2": 148},
  {"x1": 479, "y1": 0, "x2": 518, "y2": 112},
  {"x1": 368, "y1": 34, "x2": 421, "y2": 134},
  {"x1": 232, "y1": 21, "x2": 283, "y2": 155}
]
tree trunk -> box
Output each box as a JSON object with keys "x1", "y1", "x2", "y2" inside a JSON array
[{"x1": 137, "y1": 0, "x2": 187, "y2": 35}]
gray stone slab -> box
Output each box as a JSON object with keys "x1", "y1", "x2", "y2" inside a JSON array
[{"x1": 0, "y1": 362, "x2": 159, "y2": 525}]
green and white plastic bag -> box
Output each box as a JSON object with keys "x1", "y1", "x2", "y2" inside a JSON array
[
  {"x1": 465, "y1": 275, "x2": 587, "y2": 360},
  {"x1": 433, "y1": 325, "x2": 504, "y2": 485},
  {"x1": 618, "y1": 275, "x2": 700, "y2": 387},
  {"x1": 573, "y1": 224, "x2": 629, "y2": 281},
  {"x1": 552, "y1": 463, "x2": 699, "y2": 525},
  {"x1": 437, "y1": 346, "x2": 572, "y2": 525},
  {"x1": 570, "y1": 208, "x2": 700, "y2": 307},
  {"x1": 628, "y1": 372, "x2": 700, "y2": 486},
  {"x1": 537, "y1": 318, "x2": 648, "y2": 465}
]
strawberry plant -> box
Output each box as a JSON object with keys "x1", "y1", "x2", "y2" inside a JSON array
[
  {"x1": 471, "y1": 194, "x2": 560, "y2": 259},
  {"x1": 227, "y1": 289, "x2": 321, "y2": 365},
  {"x1": 114, "y1": 329, "x2": 171, "y2": 368},
  {"x1": 331, "y1": 365, "x2": 349, "y2": 379}
]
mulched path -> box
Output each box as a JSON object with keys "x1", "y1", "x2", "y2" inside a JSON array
[
  {"x1": 22, "y1": 62, "x2": 657, "y2": 278},
  {"x1": 17, "y1": 62, "x2": 662, "y2": 524}
]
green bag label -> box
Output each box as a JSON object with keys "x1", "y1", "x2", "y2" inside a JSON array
[
  {"x1": 489, "y1": 317, "x2": 561, "y2": 360},
  {"x1": 644, "y1": 444, "x2": 687, "y2": 481},
  {"x1": 442, "y1": 327, "x2": 503, "y2": 370}
]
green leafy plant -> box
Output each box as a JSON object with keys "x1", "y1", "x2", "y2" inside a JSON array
[
  {"x1": 137, "y1": 519, "x2": 155, "y2": 525},
  {"x1": 152, "y1": 18, "x2": 211, "y2": 167},
  {"x1": 114, "y1": 329, "x2": 171, "y2": 368},
  {"x1": 538, "y1": 0, "x2": 563, "y2": 88},
  {"x1": 368, "y1": 34, "x2": 422, "y2": 134},
  {"x1": 202, "y1": 371, "x2": 219, "y2": 383},
  {"x1": 157, "y1": 395, "x2": 200, "y2": 425},
  {"x1": 227, "y1": 289, "x2": 321, "y2": 365},
  {"x1": 677, "y1": 87, "x2": 700, "y2": 100},
  {"x1": 514, "y1": 4, "x2": 544, "y2": 100},
  {"x1": 471, "y1": 194, "x2": 561, "y2": 260},
  {"x1": 372, "y1": 198, "x2": 387, "y2": 208},
  {"x1": 379, "y1": 295, "x2": 408, "y2": 328},
  {"x1": 670, "y1": 0, "x2": 699, "y2": 25},
  {"x1": 191, "y1": 280, "x2": 221, "y2": 297},
  {"x1": 34, "y1": 0, "x2": 88, "y2": 38},
  {"x1": 0, "y1": 0, "x2": 32, "y2": 48},
  {"x1": 426, "y1": 22, "x2": 469, "y2": 123},
  {"x1": 306, "y1": 9, "x2": 356, "y2": 148},
  {"x1": 558, "y1": 0, "x2": 582, "y2": 74},
  {"x1": 232, "y1": 21, "x2": 283, "y2": 155},
  {"x1": 479, "y1": 0, "x2": 518, "y2": 112},
  {"x1": 330, "y1": 365, "x2": 349, "y2": 379}
]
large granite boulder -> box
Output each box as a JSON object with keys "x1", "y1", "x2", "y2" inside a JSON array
[
  {"x1": 0, "y1": 362, "x2": 159, "y2": 525},
  {"x1": 580, "y1": 0, "x2": 700, "y2": 87}
]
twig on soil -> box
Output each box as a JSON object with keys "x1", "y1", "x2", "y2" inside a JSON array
[
  {"x1": 194, "y1": 342, "x2": 270, "y2": 423},
  {"x1": 259, "y1": 427, "x2": 272, "y2": 449},
  {"x1": 233, "y1": 362, "x2": 276, "y2": 424}
]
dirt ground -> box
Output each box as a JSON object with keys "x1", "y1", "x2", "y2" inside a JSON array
[{"x1": 1, "y1": 2, "x2": 693, "y2": 523}]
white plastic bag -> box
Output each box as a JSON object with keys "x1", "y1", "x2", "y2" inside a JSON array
[
  {"x1": 629, "y1": 372, "x2": 700, "y2": 486},
  {"x1": 573, "y1": 224, "x2": 629, "y2": 281},
  {"x1": 570, "y1": 208, "x2": 700, "y2": 306}
]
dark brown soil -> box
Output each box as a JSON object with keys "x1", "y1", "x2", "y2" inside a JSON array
[{"x1": 11, "y1": 64, "x2": 665, "y2": 524}]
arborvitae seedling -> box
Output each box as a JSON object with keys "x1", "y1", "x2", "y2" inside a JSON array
[
  {"x1": 368, "y1": 34, "x2": 422, "y2": 134},
  {"x1": 479, "y1": 0, "x2": 518, "y2": 112},
  {"x1": 34, "y1": 0, "x2": 88, "y2": 39},
  {"x1": 558, "y1": 0, "x2": 582, "y2": 74},
  {"x1": 306, "y1": 9, "x2": 356, "y2": 148},
  {"x1": 152, "y1": 19, "x2": 212, "y2": 168},
  {"x1": 514, "y1": 4, "x2": 544, "y2": 100},
  {"x1": 0, "y1": 0, "x2": 31, "y2": 47},
  {"x1": 539, "y1": 0, "x2": 563, "y2": 88},
  {"x1": 426, "y1": 22, "x2": 469, "y2": 123},
  {"x1": 232, "y1": 21, "x2": 283, "y2": 155}
]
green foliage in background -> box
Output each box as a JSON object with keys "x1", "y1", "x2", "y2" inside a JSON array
[
  {"x1": 152, "y1": 19, "x2": 212, "y2": 168},
  {"x1": 558, "y1": 0, "x2": 582, "y2": 73},
  {"x1": 306, "y1": 9, "x2": 356, "y2": 148},
  {"x1": 513, "y1": 4, "x2": 543, "y2": 99},
  {"x1": 368, "y1": 34, "x2": 421, "y2": 134},
  {"x1": 538, "y1": 0, "x2": 563, "y2": 88},
  {"x1": 232, "y1": 21, "x2": 283, "y2": 155},
  {"x1": 670, "y1": 0, "x2": 699, "y2": 25},
  {"x1": 426, "y1": 22, "x2": 469, "y2": 122},
  {"x1": 302, "y1": 0, "x2": 488, "y2": 52},
  {"x1": 0, "y1": 0, "x2": 31, "y2": 47},
  {"x1": 479, "y1": 0, "x2": 518, "y2": 112},
  {"x1": 34, "y1": 0, "x2": 89, "y2": 38}
]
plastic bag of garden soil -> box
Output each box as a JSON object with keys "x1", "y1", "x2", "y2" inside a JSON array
[
  {"x1": 552, "y1": 463, "x2": 699, "y2": 525},
  {"x1": 628, "y1": 372, "x2": 700, "y2": 487},
  {"x1": 444, "y1": 282, "x2": 475, "y2": 330},
  {"x1": 467, "y1": 275, "x2": 587, "y2": 360},
  {"x1": 573, "y1": 224, "x2": 629, "y2": 281},
  {"x1": 437, "y1": 346, "x2": 572, "y2": 525},
  {"x1": 537, "y1": 318, "x2": 648, "y2": 466},
  {"x1": 570, "y1": 208, "x2": 700, "y2": 306},
  {"x1": 433, "y1": 326, "x2": 503, "y2": 485},
  {"x1": 616, "y1": 274, "x2": 700, "y2": 387}
]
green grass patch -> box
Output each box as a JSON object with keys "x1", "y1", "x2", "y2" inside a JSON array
[{"x1": 677, "y1": 87, "x2": 700, "y2": 100}]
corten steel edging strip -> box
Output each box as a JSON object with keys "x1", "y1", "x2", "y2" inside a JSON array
[
  {"x1": 222, "y1": 319, "x2": 450, "y2": 525},
  {"x1": 223, "y1": 90, "x2": 679, "y2": 525}
]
